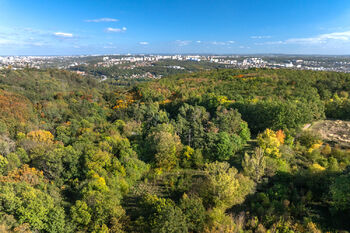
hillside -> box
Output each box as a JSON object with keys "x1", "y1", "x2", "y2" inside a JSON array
[
  {"x1": 0, "y1": 68, "x2": 349, "y2": 232},
  {"x1": 136, "y1": 68, "x2": 350, "y2": 133}
]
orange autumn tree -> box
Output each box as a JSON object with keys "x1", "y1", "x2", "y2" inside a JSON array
[
  {"x1": 276, "y1": 129, "x2": 286, "y2": 144},
  {"x1": 0, "y1": 164, "x2": 46, "y2": 185},
  {"x1": 113, "y1": 91, "x2": 139, "y2": 109},
  {"x1": 0, "y1": 90, "x2": 35, "y2": 133}
]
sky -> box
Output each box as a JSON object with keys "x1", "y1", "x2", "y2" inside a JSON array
[{"x1": 1, "y1": 0, "x2": 350, "y2": 55}]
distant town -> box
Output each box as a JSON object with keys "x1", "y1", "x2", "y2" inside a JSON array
[{"x1": 1, "y1": 54, "x2": 350, "y2": 80}]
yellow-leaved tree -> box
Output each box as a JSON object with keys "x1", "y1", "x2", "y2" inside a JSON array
[
  {"x1": 257, "y1": 129, "x2": 282, "y2": 158},
  {"x1": 26, "y1": 130, "x2": 54, "y2": 143}
]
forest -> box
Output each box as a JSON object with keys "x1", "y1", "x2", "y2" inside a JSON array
[
  {"x1": 70, "y1": 59, "x2": 228, "y2": 84},
  {"x1": 0, "y1": 67, "x2": 350, "y2": 233}
]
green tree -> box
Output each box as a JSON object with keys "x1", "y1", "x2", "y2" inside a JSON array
[
  {"x1": 179, "y1": 194, "x2": 206, "y2": 232},
  {"x1": 242, "y1": 147, "x2": 266, "y2": 182},
  {"x1": 330, "y1": 172, "x2": 350, "y2": 211},
  {"x1": 151, "y1": 205, "x2": 188, "y2": 233},
  {"x1": 71, "y1": 200, "x2": 91, "y2": 229},
  {"x1": 202, "y1": 162, "x2": 240, "y2": 208},
  {"x1": 175, "y1": 104, "x2": 210, "y2": 149},
  {"x1": 146, "y1": 124, "x2": 182, "y2": 171},
  {"x1": 210, "y1": 132, "x2": 236, "y2": 161}
]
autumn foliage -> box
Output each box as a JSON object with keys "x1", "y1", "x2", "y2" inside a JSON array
[
  {"x1": 0, "y1": 68, "x2": 349, "y2": 232},
  {"x1": 0, "y1": 164, "x2": 46, "y2": 185},
  {"x1": 26, "y1": 130, "x2": 54, "y2": 143},
  {"x1": 0, "y1": 90, "x2": 33, "y2": 129}
]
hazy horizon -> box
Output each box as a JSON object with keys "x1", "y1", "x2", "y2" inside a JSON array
[{"x1": 2, "y1": 53, "x2": 350, "y2": 57}]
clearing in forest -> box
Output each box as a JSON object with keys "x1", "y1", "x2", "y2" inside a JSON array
[{"x1": 308, "y1": 120, "x2": 350, "y2": 148}]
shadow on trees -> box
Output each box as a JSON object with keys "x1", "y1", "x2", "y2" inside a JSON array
[{"x1": 229, "y1": 170, "x2": 350, "y2": 231}]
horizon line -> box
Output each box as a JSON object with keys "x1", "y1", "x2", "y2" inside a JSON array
[{"x1": 1, "y1": 53, "x2": 350, "y2": 57}]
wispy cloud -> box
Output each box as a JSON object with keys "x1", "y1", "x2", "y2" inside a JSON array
[
  {"x1": 103, "y1": 45, "x2": 117, "y2": 49},
  {"x1": 286, "y1": 30, "x2": 350, "y2": 44},
  {"x1": 0, "y1": 26, "x2": 84, "y2": 52},
  {"x1": 212, "y1": 41, "x2": 226, "y2": 45},
  {"x1": 139, "y1": 41, "x2": 149, "y2": 45},
  {"x1": 254, "y1": 41, "x2": 284, "y2": 45},
  {"x1": 0, "y1": 38, "x2": 14, "y2": 45},
  {"x1": 175, "y1": 40, "x2": 191, "y2": 46},
  {"x1": 211, "y1": 41, "x2": 234, "y2": 45},
  {"x1": 196, "y1": 40, "x2": 201, "y2": 43},
  {"x1": 0, "y1": 37, "x2": 47, "y2": 47},
  {"x1": 85, "y1": 18, "x2": 118, "y2": 23},
  {"x1": 54, "y1": 32, "x2": 73, "y2": 38},
  {"x1": 251, "y1": 35, "x2": 272, "y2": 39},
  {"x1": 257, "y1": 31, "x2": 350, "y2": 46},
  {"x1": 106, "y1": 27, "x2": 127, "y2": 33}
]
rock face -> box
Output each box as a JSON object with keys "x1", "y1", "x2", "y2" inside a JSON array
[{"x1": 308, "y1": 120, "x2": 350, "y2": 148}]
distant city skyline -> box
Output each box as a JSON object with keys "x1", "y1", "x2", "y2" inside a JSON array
[{"x1": 1, "y1": 0, "x2": 350, "y2": 55}]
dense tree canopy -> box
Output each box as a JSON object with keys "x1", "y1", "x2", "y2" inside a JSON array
[{"x1": 0, "y1": 68, "x2": 349, "y2": 232}]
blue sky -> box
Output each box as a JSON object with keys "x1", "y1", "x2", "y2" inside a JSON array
[{"x1": 1, "y1": 0, "x2": 350, "y2": 55}]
